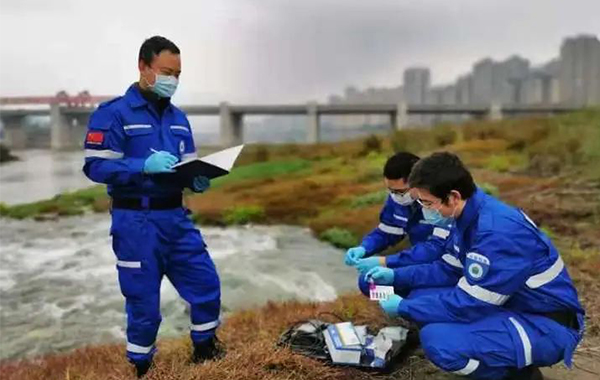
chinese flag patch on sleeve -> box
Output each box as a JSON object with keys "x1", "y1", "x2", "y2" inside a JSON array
[{"x1": 86, "y1": 131, "x2": 104, "y2": 145}]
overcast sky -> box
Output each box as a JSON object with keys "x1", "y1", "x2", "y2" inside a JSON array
[{"x1": 1, "y1": 0, "x2": 599, "y2": 104}]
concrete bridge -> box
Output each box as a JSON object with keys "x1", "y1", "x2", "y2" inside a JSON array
[{"x1": 0, "y1": 100, "x2": 579, "y2": 150}]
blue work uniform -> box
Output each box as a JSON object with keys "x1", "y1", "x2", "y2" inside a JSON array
[
  {"x1": 357, "y1": 195, "x2": 451, "y2": 296},
  {"x1": 391, "y1": 188, "x2": 585, "y2": 379},
  {"x1": 82, "y1": 84, "x2": 221, "y2": 365}
]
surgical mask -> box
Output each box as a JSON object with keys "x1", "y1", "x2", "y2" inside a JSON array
[
  {"x1": 422, "y1": 206, "x2": 452, "y2": 226},
  {"x1": 150, "y1": 73, "x2": 179, "y2": 98},
  {"x1": 391, "y1": 191, "x2": 414, "y2": 206}
]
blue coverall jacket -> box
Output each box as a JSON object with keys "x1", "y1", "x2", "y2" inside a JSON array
[{"x1": 393, "y1": 188, "x2": 585, "y2": 379}]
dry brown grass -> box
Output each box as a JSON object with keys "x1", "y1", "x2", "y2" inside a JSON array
[{"x1": 0, "y1": 295, "x2": 403, "y2": 380}]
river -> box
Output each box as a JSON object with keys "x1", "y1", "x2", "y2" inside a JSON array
[{"x1": 0, "y1": 150, "x2": 358, "y2": 360}]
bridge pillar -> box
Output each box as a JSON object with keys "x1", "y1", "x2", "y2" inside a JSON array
[
  {"x1": 488, "y1": 102, "x2": 503, "y2": 121},
  {"x1": 1, "y1": 115, "x2": 28, "y2": 149},
  {"x1": 392, "y1": 102, "x2": 408, "y2": 130},
  {"x1": 50, "y1": 104, "x2": 73, "y2": 150},
  {"x1": 219, "y1": 102, "x2": 243, "y2": 147},
  {"x1": 306, "y1": 102, "x2": 320, "y2": 144}
]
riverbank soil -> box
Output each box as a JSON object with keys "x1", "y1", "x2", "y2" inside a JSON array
[{"x1": 1, "y1": 110, "x2": 599, "y2": 379}]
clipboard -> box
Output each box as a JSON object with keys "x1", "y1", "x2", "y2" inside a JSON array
[{"x1": 171, "y1": 144, "x2": 244, "y2": 181}]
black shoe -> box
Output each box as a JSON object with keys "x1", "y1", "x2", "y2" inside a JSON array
[
  {"x1": 506, "y1": 366, "x2": 544, "y2": 380},
  {"x1": 129, "y1": 359, "x2": 153, "y2": 378},
  {"x1": 192, "y1": 336, "x2": 226, "y2": 363}
]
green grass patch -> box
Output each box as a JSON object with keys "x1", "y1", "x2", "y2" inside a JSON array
[
  {"x1": 319, "y1": 227, "x2": 359, "y2": 249},
  {"x1": 212, "y1": 159, "x2": 311, "y2": 188},
  {"x1": 485, "y1": 153, "x2": 527, "y2": 173},
  {"x1": 479, "y1": 182, "x2": 500, "y2": 197},
  {"x1": 0, "y1": 186, "x2": 107, "y2": 219},
  {"x1": 223, "y1": 205, "x2": 266, "y2": 225},
  {"x1": 350, "y1": 190, "x2": 387, "y2": 209}
]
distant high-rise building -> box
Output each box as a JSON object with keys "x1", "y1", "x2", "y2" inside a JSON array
[
  {"x1": 404, "y1": 67, "x2": 430, "y2": 124},
  {"x1": 456, "y1": 75, "x2": 472, "y2": 105},
  {"x1": 403, "y1": 67, "x2": 430, "y2": 105},
  {"x1": 472, "y1": 56, "x2": 530, "y2": 104},
  {"x1": 559, "y1": 35, "x2": 600, "y2": 105}
]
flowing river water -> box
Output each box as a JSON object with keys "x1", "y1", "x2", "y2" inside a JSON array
[{"x1": 0, "y1": 150, "x2": 358, "y2": 360}]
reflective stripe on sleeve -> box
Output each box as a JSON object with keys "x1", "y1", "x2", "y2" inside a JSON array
[
  {"x1": 378, "y1": 223, "x2": 404, "y2": 235},
  {"x1": 526, "y1": 256, "x2": 564, "y2": 289},
  {"x1": 85, "y1": 149, "x2": 124, "y2": 159},
  {"x1": 123, "y1": 124, "x2": 152, "y2": 130},
  {"x1": 126, "y1": 342, "x2": 154, "y2": 354},
  {"x1": 190, "y1": 319, "x2": 220, "y2": 332},
  {"x1": 433, "y1": 227, "x2": 450, "y2": 239},
  {"x1": 442, "y1": 254, "x2": 463, "y2": 269},
  {"x1": 170, "y1": 125, "x2": 190, "y2": 132},
  {"x1": 393, "y1": 214, "x2": 408, "y2": 222},
  {"x1": 452, "y1": 359, "x2": 480, "y2": 376},
  {"x1": 457, "y1": 277, "x2": 510, "y2": 305},
  {"x1": 116, "y1": 260, "x2": 141, "y2": 269},
  {"x1": 509, "y1": 317, "x2": 533, "y2": 366}
]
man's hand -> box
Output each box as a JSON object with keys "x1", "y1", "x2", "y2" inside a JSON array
[
  {"x1": 144, "y1": 151, "x2": 178, "y2": 174},
  {"x1": 365, "y1": 266, "x2": 395, "y2": 285},
  {"x1": 355, "y1": 257, "x2": 385, "y2": 274},
  {"x1": 191, "y1": 176, "x2": 211, "y2": 193},
  {"x1": 345, "y1": 246, "x2": 366, "y2": 266},
  {"x1": 379, "y1": 294, "x2": 403, "y2": 317}
]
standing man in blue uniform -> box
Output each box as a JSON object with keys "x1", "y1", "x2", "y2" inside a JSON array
[
  {"x1": 83, "y1": 36, "x2": 223, "y2": 377},
  {"x1": 373, "y1": 152, "x2": 584, "y2": 380},
  {"x1": 343, "y1": 152, "x2": 451, "y2": 297}
]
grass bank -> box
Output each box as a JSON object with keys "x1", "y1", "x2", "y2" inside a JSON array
[{"x1": 1, "y1": 110, "x2": 600, "y2": 379}]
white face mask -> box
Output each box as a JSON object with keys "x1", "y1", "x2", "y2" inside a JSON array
[{"x1": 391, "y1": 191, "x2": 414, "y2": 206}]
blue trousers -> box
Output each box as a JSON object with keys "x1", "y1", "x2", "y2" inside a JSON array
[
  {"x1": 111, "y1": 208, "x2": 221, "y2": 364},
  {"x1": 357, "y1": 274, "x2": 581, "y2": 379},
  {"x1": 420, "y1": 311, "x2": 581, "y2": 379}
]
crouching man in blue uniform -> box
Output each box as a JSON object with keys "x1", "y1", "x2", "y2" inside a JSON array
[
  {"x1": 82, "y1": 36, "x2": 223, "y2": 377},
  {"x1": 342, "y1": 152, "x2": 451, "y2": 296},
  {"x1": 374, "y1": 152, "x2": 584, "y2": 380}
]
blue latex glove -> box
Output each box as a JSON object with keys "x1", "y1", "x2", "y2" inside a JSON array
[
  {"x1": 365, "y1": 266, "x2": 395, "y2": 285},
  {"x1": 344, "y1": 246, "x2": 366, "y2": 266},
  {"x1": 379, "y1": 294, "x2": 403, "y2": 317},
  {"x1": 144, "y1": 151, "x2": 178, "y2": 174},
  {"x1": 192, "y1": 176, "x2": 211, "y2": 193},
  {"x1": 355, "y1": 257, "x2": 382, "y2": 274}
]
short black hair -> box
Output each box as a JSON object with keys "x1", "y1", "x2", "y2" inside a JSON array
[
  {"x1": 383, "y1": 152, "x2": 420, "y2": 180},
  {"x1": 408, "y1": 152, "x2": 476, "y2": 202},
  {"x1": 138, "y1": 36, "x2": 180, "y2": 66}
]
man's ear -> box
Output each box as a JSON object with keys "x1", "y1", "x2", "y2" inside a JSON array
[{"x1": 449, "y1": 190, "x2": 463, "y2": 204}]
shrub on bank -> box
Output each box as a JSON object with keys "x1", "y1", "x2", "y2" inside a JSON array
[
  {"x1": 319, "y1": 227, "x2": 359, "y2": 249},
  {"x1": 223, "y1": 205, "x2": 266, "y2": 225},
  {"x1": 350, "y1": 190, "x2": 387, "y2": 209}
]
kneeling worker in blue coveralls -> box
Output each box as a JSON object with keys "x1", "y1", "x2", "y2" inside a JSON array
[
  {"x1": 82, "y1": 36, "x2": 222, "y2": 377},
  {"x1": 343, "y1": 152, "x2": 451, "y2": 295},
  {"x1": 368, "y1": 152, "x2": 584, "y2": 380}
]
